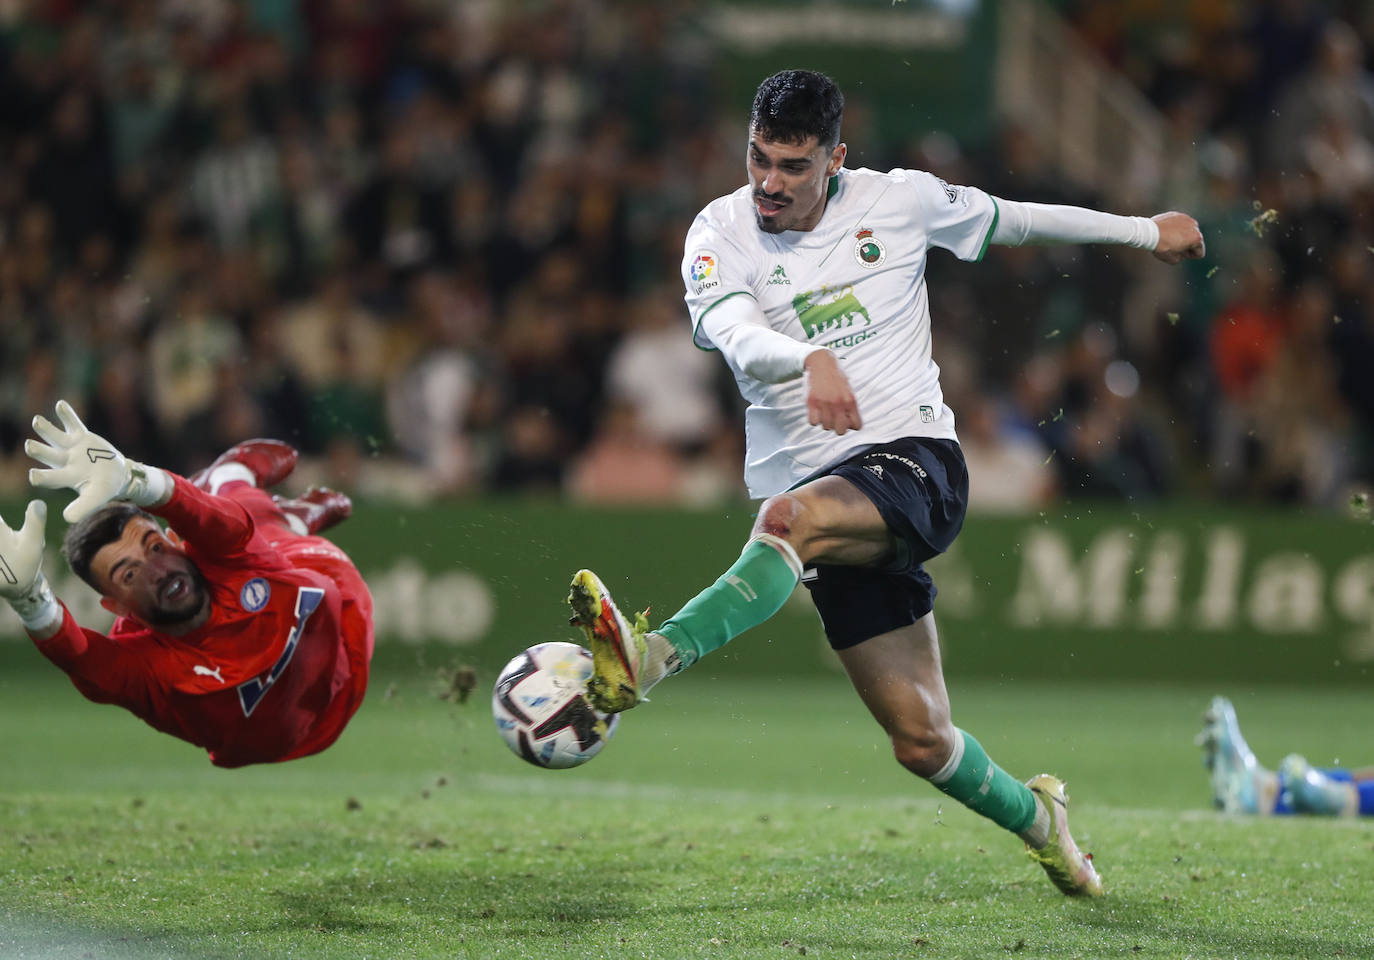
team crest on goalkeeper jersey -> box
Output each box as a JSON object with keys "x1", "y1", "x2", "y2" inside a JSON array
[
  {"x1": 853, "y1": 228, "x2": 886, "y2": 268},
  {"x1": 240, "y1": 577, "x2": 270, "y2": 612}
]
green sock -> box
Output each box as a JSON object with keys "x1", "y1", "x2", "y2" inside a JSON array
[
  {"x1": 655, "y1": 536, "x2": 801, "y2": 668},
  {"x1": 928, "y1": 729, "x2": 1037, "y2": 834}
]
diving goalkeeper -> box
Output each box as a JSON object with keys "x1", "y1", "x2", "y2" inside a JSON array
[{"x1": 0, "y1": 401, "x2": 372, "y2": 767}]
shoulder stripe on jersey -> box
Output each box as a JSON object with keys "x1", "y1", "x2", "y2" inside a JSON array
[
  {"x1": 975, "y1": 198, "x2": 1000, "y2": 262},
  {"x1": 691, "y1": 290, "x2": 756, "y2": 353},
  {"x1": 818, "y1": 182, "x2": 893, "y2": 268}
]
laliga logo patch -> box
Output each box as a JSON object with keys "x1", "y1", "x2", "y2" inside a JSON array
[
  {"x1": 689, "y1": 251, "x2": 716, "y2": 281},
  {"x1": 690, "y1": 250, "x2": 720, "y2": 294},
  {"x1": 240, "y1": 577, "x2": 270, "y2": 612},
  {"x1": 854, "y1": 228, "x2": 886, "y2": 268}
]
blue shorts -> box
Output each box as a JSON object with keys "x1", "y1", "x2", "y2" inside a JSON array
[{"x1": 800, "y1": 437, "x2": 969, "y2": 650}]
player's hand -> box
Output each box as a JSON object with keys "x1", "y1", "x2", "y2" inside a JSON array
[
  {"x1": 0, "y1": 500, "x2": 45, "y2": 601},
  {"x1": 1151, "y1": 211, "x2": 1205, "y2": 264},
  {"x1": 803, "y1": 350, "x2": 862, "y2": 436},
  {"x1": 26, "y1": 400, "x2": 134, "y2": 523}
]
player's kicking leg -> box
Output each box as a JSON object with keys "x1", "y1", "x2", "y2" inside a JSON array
[
  {"x1": 1024, "y1": 775, "x2": 1104, "y2": 896},
  {"x1": 567, "y1": 569, "x2": 652, "y2": 713},
  {"x1": 1196, "y1": 696, "x2": 1277, "y2": 814},
  {"x1": 567, "y1": 531, "x2": 805, "y2": 713}
]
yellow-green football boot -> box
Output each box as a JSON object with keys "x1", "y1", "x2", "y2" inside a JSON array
[
  {"x1": 1024, "y1": 774, "x2": 1105, "y2": 897},
  {"x1": 568, "y1": 569, "x2": 649, "y2": 713}
]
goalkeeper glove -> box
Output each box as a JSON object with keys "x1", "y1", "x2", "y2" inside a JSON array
[
  {"x1": 26, "y1": 400, "x2": 172, "y2": 523},
  {"x1": 0, "y1": 500, "x2": 60, "y2": 634}
]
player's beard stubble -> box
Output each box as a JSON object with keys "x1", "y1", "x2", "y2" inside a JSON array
[
  {"x1": 753, "y1": 189, "x2": 791, "y2": 233},
  {"x1": 142, "y1": 563, "x2": 211, "y2": 629}
]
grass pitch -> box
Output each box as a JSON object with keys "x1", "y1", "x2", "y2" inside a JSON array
[{"x1": 1, "y1": 647, "x2": 1371, "y2": 960}]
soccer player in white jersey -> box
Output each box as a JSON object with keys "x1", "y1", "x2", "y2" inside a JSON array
[{"x1": 568, "y1": 69, "x2": 1205, "y2": 897}]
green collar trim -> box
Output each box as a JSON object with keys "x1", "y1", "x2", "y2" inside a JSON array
[{"x1": 827, "y1": 174, "x2": 839, "y2": 199}]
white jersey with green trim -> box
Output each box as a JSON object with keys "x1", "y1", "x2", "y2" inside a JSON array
[{"x1": 681, "y1": 166, "x2": 998, "y2": 498}]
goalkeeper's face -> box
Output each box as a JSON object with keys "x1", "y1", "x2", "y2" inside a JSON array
[
  {"x1": 91, "y1": 517, "x2": 210, "y2": 631},
  {"x1": 746, "y1": 129, "x2": 846, "y2": 234}
]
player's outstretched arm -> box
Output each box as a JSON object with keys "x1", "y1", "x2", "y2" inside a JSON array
[
  {"x1": 0, "y1": 500, "x2": 62, "y2": 639},
  {"x1": 1151, "y1": 211, "x2": 1206, "y2": 264},
  {"x1": 25, "y1": 400, "x2": 173, "y2": 523},
  {"x1": 990, "y1": 198, "x2": 1204, "y2": 266}
]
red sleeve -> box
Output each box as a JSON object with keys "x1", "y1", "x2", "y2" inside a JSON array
[
  {"x1": 30, "y1": 606, "x2": 156, "y2": 710},
  {"x1": 148, "y1": 475, "x2": 255, "y2": 555}
]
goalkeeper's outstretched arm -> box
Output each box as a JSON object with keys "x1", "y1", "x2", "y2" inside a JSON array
[{"x1": 0, "y1": 500, "x2": 62, "y2": 641}]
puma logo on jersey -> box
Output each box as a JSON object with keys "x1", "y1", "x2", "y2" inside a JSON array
[
  {"x1": 193, "y1": 664, "x2": 225, "y2": 684},
  {"x1": 793, "y1": 287, "x2": 871, "y2": 339}
]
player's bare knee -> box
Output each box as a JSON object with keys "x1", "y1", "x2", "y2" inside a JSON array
[
  {"x1": 753, "y1": 493, "x2": 808, "y2": 552},
  {"x1": 890, "y1": 725, "x2": 957, "y2": 778}
]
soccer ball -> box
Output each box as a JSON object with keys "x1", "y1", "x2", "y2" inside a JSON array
[{"x1": 492, "y1": 641, "x2": 619, "y2": 769}]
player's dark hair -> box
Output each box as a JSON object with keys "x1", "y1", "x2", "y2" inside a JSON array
[
  {"x1": 63, "y1": 502, "x2": 145, "y2": 590},
  {"x1": 750, "y1": 70, "x2": 844, "y2": 149}
]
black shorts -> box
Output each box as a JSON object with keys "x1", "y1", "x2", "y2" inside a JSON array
[{"x1": 800, "y1": 437, "x2": 969, "y2": 650}]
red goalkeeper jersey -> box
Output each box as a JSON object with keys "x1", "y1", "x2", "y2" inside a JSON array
[{"x1": 33, "y1": 478, "x2": 374, "y2": 767}]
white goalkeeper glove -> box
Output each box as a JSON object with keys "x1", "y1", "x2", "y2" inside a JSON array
[
  {"x1": 26, "y1": 400, "x2": 173, "y2": 523},
  {"x1": 0, "y1": 500, "x2": 61, "y2": 634}
]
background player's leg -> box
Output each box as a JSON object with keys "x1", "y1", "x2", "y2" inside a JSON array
[
  {"x1": 836, "y1": 614, "x2": 1041, "y2": 838},
  {"x1": 1279, "y1": 755, "x2": 1364, "y2": 815},
  {"x1": 1197, "y1": 696, "x2": 1281, "y2": 814},
  {"x1": 1353, "y1": 770, "x2": 1374, "y2": 816}
]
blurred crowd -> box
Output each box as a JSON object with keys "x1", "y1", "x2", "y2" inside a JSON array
[
  {"x1": 1034, "y1": 0, "x2": 1374, "y2": 508},
  {"x1": 0, "y1": 0, "x2": 1370, "y2": 510}
]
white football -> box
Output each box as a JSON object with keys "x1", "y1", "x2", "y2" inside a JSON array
[{"x1": 492, "y1": 641, "x2": 619, "y2": 769}]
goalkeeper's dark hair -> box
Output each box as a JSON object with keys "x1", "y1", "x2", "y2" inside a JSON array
[
  {"x1": 63, "y1": 502, "x2": 146, "y2": 590},
  {"x1": 750, "y1": 70, "x2": 844, "y2": 149}
]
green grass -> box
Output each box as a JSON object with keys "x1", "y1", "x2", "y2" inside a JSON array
[{"x1": 1, "y1": 650, "x2": 1371, "y2": 959}]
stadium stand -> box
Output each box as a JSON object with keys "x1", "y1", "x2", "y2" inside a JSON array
[{"x1": 0, "y1": 0, "x2": 1369, "y2": 507}]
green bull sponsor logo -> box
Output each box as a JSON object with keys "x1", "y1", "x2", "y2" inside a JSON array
[{"x1": 793, "y1": 285, "x2": 872, "y2": 339}]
